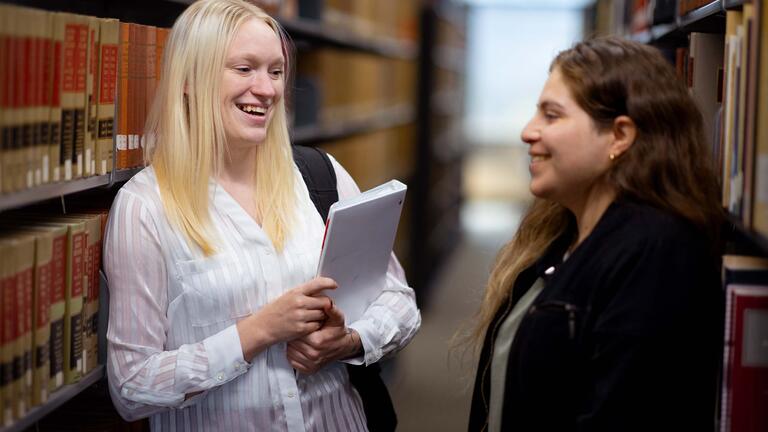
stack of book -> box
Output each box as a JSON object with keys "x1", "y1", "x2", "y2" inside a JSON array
[{"x1": 0, "y1": 210, "x2": 107, "y2": 428}]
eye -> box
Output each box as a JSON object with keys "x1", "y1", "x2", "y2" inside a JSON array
[
  {"x1": 269, "y1": 68, "x2": 284, "y2": 78},
  {"x1": 234, "y1": 66, "x2": 251, "y2": 73},
  {"x1": 544, "y1": 111, "x2": 559, "y2": 121}
]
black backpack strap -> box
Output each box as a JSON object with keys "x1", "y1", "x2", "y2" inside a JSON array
[
  {"x1": 292, "y1": 145, "x2": 338, "y2": 220},
  {"x1": 291, "y1": 144, "x2": 398, "y2": 432}
]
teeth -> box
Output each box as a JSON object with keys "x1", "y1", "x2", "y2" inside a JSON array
[
  {"x1": 237, "y1": 104, "x2": 267, "y2": 114},
  {"x1": 531, "y1": 155, "x2": 549, "y2": 162}
]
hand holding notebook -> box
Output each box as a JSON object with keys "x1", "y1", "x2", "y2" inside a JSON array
[{"x1": 316, "y1": 180, "x2": 407, "y2": 324}]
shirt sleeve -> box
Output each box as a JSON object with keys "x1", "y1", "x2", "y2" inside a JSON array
[
  {"x1": 327, "y1": 154, "x2": 422, "y2": 365},
  {"x1": 104, "y1": 188, "x2": 250, "y2": 421}
]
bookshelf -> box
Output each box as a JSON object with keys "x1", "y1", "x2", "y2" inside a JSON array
[
  {"x1": 0, "y1": 168, "x2": 142, "y2": 212},
  {"x1": 0, "y1": 0, "x2": 440, "y2": 429},
  {"x1": 412, "y1": 1, "x2": 467, "y2": 296},
  {"x1": 585, "y1": 0, "x2": 768, "y2": 429},
  {"x1": 0, "y1": 366, "x2": 104, "y2": 432}
]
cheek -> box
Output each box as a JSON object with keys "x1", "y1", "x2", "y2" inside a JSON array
[{"x1": 273, "y1": 81, "x2": 285, "y2": 100}]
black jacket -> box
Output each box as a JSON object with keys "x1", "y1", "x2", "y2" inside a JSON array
[{"x1": 468, "y1": 199, "x2": 723, "y2": 432}]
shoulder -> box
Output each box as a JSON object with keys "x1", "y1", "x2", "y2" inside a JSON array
[
  {"x1": 606, "y1": 200, "x2": 706, "y2": 251},
  {"x1": 326, "y1": 153, "x2": 362, "y2": 200},
  {"x1": 110, "y1": 166, "x2": 165, "y2": 222},
  {"x1": 118, "y1": 166, "x2": 160, "y2": 201}
]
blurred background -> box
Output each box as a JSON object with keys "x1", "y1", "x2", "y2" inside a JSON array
[{"x1": 3, "y1": 0, "x2": 745, "y2": 431}]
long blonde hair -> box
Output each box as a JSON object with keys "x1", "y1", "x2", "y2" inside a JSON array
[
  {"x1": 146, "y1": 0, "x2": 296, "y2": 255},
  {"x1": 471, "y1": 37, "x2": 723, "y2": 349}
]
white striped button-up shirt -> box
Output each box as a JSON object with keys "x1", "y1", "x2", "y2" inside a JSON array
[{"x1": 104, "y1": 156, "x2": 421, "y2": 431}]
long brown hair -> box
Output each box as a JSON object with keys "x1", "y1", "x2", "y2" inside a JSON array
[{"x1": 471, "y1": 37, "x2": 723, "y2": 348}]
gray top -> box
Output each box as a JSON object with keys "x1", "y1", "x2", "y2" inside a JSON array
[{"x1": 489, "y1": 277, "x2": 545, "y2": 432}]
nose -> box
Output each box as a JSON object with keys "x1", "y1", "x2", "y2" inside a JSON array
[
  {"x1": 520, "y1": 116, "x2": 539, "y2": 145},
  {"x1": 249, "y1": 71, "x2": 276, "y2": 100}
]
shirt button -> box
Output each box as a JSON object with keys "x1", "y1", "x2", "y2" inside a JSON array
[
  {"x1": 287, "y1": 391, "x2": 295, "y2": 398},
  {"x1": 217, "y1": 373, "x2": 224, "y2": 381}
]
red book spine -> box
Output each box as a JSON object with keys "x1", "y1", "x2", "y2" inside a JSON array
[
  {"x1": 729, "y1": 289, "x2": 768, "y2": 432},
  {"x1": 51, "y1": 236, "x2": 65, "y2": 305}
]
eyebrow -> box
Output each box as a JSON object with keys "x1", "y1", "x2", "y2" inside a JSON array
[
  {"x1": 538, "y1": 100, "x2": 565, "y2": 111},
  {"x1": 228, "y1": 54, "x2": 284, "y2": 65}
]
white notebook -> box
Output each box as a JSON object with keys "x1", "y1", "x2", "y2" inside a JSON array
[{"x1": 317, "y1": 179, "x2": 407, "y2": 323}]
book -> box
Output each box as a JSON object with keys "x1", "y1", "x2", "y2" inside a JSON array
[
  {"x1": 0, "y1": 238, "x2": 15, "y2": 426},
  {"x1": 28, "y1": 229, "x2": 53, "y2": 406},
  {"x1": 723, "y1": 255, "x2": 768, "y2": 286},
  {"x1": 316, "y1": 179, "x2": 406, "y2": 323},
  {"x1": 0, "y1": 4, "x2": 11, "y2": 193},
  {"x1": 753, "y1": 0, "x2": 768, "y2": 236},
  {"x1": 721, "y1": 284, "x2": 768, "y2": 432},
  {"x1": 0, "y1": 233, "x2": 34, "y2": 422},
  {"x1": 116, "y1": 22, "x2": 129, "y2": 170},
  {"x1": 0, "y1": 223, "x2": 67, "y2": 394},
  {"x1": 96, "y1": 18, "x2": 118, "y2": 176},
  {"x1": 84, "y1": 16, "x2": 99, "y2": 177}
]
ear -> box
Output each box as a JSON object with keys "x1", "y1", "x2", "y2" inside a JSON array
[{"x1": 609, "y1": 115, "x2": 636, "y2": 157}]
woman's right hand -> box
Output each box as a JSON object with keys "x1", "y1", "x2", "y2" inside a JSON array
[{"x1": 236, "y1": 277, "x2": 337, "y2": 361}]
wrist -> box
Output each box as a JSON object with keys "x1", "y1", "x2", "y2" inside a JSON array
[
  {"x1": 237, "y1": 313, "x2": 274, "y2": 361},
  {"x1": 345, "y1": 329, "x2": 363, "y2": 359}
]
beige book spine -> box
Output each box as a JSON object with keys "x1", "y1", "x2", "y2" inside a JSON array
[
  {"x1": 14, "y1": 235, "x2": 34, "y2": 415},
  {"x1": 62, "y1": 221, "x2": 85, "y2": 384},
  {"x1": 84, "y1": 16, "x2": 99, "y2": 177},
  {"x1": 96, "y1": 18, "x2": 119, "y2": 175},
  {"x1": 0, "y1": 241, "x2": 13, "y2": 426},
  {"x1": 31, "y1": 231, "x2": 52, "y2": 406},
  {"x1": 40, "y1": 11, "x2": 54, "y2": 184},
  {"x1": 0, "y1": 5, "x2": 10, "y2": 193}
]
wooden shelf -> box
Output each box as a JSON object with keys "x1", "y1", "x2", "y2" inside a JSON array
[
  {"x1": 0, "y1": 366, "x2": 105, "y2": 432},
  {"x1": 280, "y1": 18, "x2": 417, "y2": 60},
  {"x1": 0, "y1": 168, "x2": 143, "y2": 212},
  {"x1": 292, "y1": 104, "x2": 414, "y2": 146}
]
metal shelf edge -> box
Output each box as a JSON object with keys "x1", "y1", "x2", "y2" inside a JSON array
[
  {"x1": 0, "y1": 365, "x2": 106, "y2": 432},
  {"x1": 111, "y1": 167, "x2": 145, "y2": 184},
  {"x1": 679, "y1": 0, "x2": 725, "y2": 28},
  {"x1": 0, "y1": 175, "x2": 110, "y2": 212},
  {"x1": 723, "y1": 0, "x2": 746, "y2": 10}
]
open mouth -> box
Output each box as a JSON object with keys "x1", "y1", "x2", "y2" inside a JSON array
[
  {"x1": 236, "y1": 103, "x2": 267, "y2": 117},
  {"x1": 531, "y1": 155, "x2": 550, "y2": 162}
]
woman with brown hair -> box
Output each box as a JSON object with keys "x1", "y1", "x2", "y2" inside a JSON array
[{"x1": 467, "y1": 37, "x2": 723, "y2": 431}]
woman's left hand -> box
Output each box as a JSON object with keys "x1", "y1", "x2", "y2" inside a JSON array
[{"x1": 286, "y1": 305, "x2": 362, "y2": 374}]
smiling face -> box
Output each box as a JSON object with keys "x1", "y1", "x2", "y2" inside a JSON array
[
  {"x1": 521, "y1": 67, "x2": 616, "y2": 211},
  {"x1": 220, "y1": 18, "x2": 285, "y2": 150}
]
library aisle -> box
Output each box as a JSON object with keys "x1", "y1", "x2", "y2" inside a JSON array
[{"x1": 386, "y1": 150, "x2": 528, "y2": 431}]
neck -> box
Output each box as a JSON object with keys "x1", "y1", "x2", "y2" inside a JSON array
[
  {"x1": 218, "y1": 145, "x2": 257, "y2": 185},
  {"x1": 565, "y1": 184, "x2": 617, "y2": 250}
]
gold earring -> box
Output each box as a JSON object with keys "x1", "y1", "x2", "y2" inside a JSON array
[{"x1": 609, "y1": 153, "x2": 616, "y2": 161}]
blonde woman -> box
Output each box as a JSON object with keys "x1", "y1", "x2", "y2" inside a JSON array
[
  {"x1": 103, "y1": 1, "x2": 420, "y2": 430},
  {"x1": 467, "y1": 38, "x2": 723, "y2": 431}
]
